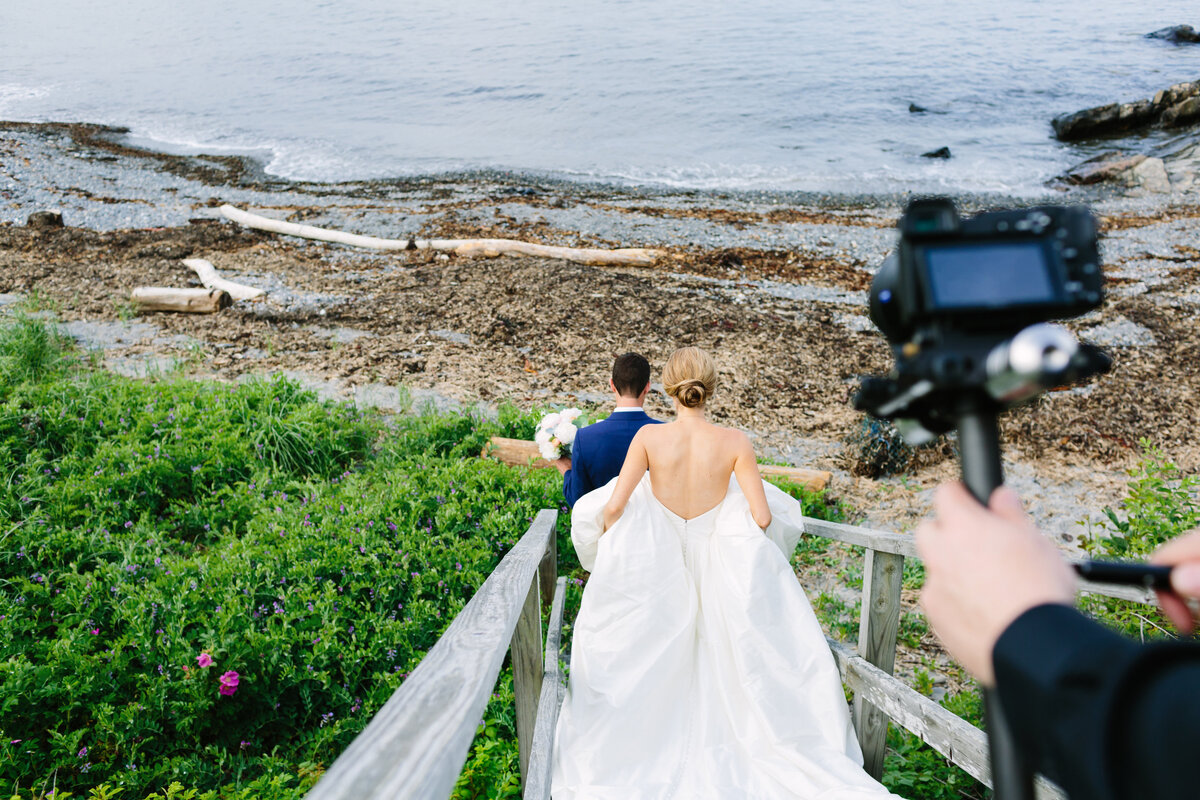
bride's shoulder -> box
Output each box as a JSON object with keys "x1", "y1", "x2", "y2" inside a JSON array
[{"x1": 711, "y1": 423, "x2": 751, "y2": 443}]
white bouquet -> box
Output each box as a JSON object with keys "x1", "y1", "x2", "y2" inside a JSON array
[{"x1": 534, "y1": 408, "x2": 585, "y2": 460}]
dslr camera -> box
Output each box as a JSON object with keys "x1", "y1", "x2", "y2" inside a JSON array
[{"x1": 854, "y1": 197, "x2": 1110, "y2": 443}]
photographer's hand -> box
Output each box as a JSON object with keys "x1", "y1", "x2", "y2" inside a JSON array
[
  {"x1": 916, "y1": 482, "x2": 1076, "y2": 685},
  {"x1": 1151, "y1": 529, "x2": 1200, "y2": 633}
]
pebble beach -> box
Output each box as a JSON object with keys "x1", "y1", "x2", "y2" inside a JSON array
[{"x1": 2, "y1": 119, "x2": 1199, "y2": 547}]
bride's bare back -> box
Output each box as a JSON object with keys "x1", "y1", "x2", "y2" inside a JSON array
[{"x1": 603, "y1": 413, "x2": 772, "y2": 531}]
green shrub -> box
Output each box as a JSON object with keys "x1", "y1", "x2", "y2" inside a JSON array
[
  {"x1": 1083, "y1": 439, "x2": 1200, "y2": 560},
  {"x1": 0, "y1": 315, "x2": 73, "y2": 388},
  {"x1": 1079, "y1": 440, "x2": 1199, "y2": 641},
  {"x1": 0, "y1": 320, "x2": 570, "y2": 798}
]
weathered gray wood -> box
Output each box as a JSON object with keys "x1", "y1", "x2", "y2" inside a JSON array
[
  {"x1": 221, "y1": 204, "x2": 662, "y2": 266},
  {"x1": 305, "y1": 509, "x2": 557, "y2": 800},
  {"x1": 830, "y1": 638, "x2": 991, "y2": 785},
  {"x1": 524, "y1": 577, "x2": 569, "y2": 800},
  {"x1": 801, "y1": 517, "x2": 918, "y2": 558},
  {"x1": 802, "y1": 519, "x2": 1152, "y2": 606},
  {"x1": 538, "y1": 526, "x2": 557, "y2": 610},
  {"x1": 512, "y1": 572, "x2": 545, "y2": 786},
  {"x1": 852, "y1": 550, "x2": 904, "y2": 780},
  {"x1": 828, "y1": 639, "x2": 1068, "y2": 799},
  {"x1": 131, "y1": 286, "x2": 232, "y2": 313},
  {"x1": 1077, "y1": 577, "x2": 1156, "y2": 605}
]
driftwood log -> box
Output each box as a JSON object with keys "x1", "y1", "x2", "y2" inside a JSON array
[
  {"x1": 219, "y1": 204, "x2": 661, "y2": 267},
  {"x1": 182, "y1": 258, "x2": 266, "y2": 301},
  {"x1": 483, "y1": 436, "x2": 833, "y2": 492},
  {"x1": 131, "y1": 287, "x2": 231, "y2": 314}
]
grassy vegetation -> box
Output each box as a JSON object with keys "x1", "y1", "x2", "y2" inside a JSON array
[
  {"x1": 0, "y1": 316, "x2": 576, "y2": 799},
  {"x1": 0, "y1": 317, "x2": 850, "y2": 799},
  {"x1": 12, "y1": 313, "x2": 1187, "y2": 800}
]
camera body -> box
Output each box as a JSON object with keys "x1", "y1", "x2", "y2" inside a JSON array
[
  {"x1": 854, "y1": 198, "x2": 1109, "y2": 441},
  {"x1": 869, "y1": 198, "x2": 1103, "y2": 343}
]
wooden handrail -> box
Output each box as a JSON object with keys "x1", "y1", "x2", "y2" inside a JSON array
[
  {"x1": 305, "y1": 509, "x2": 558, "y2": 800},
  {"x1": 827, "y1": 640, "x2": 1067, "y2": 800},
  {"x1": 523, "y1": 578, "x2": 569, "y2": 800},
  {"x1": 801, "y1": 516, "x2": 1157, "y2": 607},
  {"x1": 307, "y1": 495, "x2": 1155, "y2": 799}
]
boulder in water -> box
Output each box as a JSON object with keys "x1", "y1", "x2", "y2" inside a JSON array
[
  {"x1": 1162, "y1": 95, "x2": 1200, "y2": 127},
  {"x1": 921, "y1": 146, "x2": 951, "y2": 159},
  {"x1": 908, "y1": 102, "x2": 927, "y2": 113},
  {"x1": 1052, "y1": 80, "x2": 1200, "y2": 141},
  {"x1": 1145, "y1": 25, "x2": 1200, "y2": 44}
]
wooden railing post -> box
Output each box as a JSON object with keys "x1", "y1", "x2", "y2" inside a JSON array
[
  {"x1": 853, "y1": 548, "x2": 904, "y2": 780},
  {"x1": 538, "y1": 527, "x2": 557, "y2": 610},
  {"x1": 512, "y1": 561, "x2": 546, "y2": 785}
]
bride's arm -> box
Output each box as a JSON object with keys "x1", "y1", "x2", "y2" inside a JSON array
[
  {"x1": 602, "y1": 429, "x2": 650, "y2": 532},
  {"x1": 732, "y1": 432, "x2": 772, "y2": 530}
]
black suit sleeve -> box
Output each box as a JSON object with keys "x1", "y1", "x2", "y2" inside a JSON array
[{"x1": 992, "y1": 603, "x2": 1200, "y2": 800}]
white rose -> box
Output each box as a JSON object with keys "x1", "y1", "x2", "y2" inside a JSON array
[
  {"x1": 562, "y1": 408, "x2": 582, "y2": 423},
  {"x1": 540, "y1": 412, "x2": 562, "y2": 430},
  {"x1": 538, "y1": 441, "x2": 559, "y2": 460},
  {"x1": 554, "y1": 421, "x2": 577, "y2": 444},
  {"x1": 535, "y1": 428, "x2": 552, "y2": 446}
]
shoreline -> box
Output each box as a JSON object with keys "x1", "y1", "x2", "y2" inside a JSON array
[
  {"x1": 2, "y1": 118, "x2": 1199, "y2": 545},
  {"x1": 4, "y1": 119, "x2": 1189, "y2": 229}
]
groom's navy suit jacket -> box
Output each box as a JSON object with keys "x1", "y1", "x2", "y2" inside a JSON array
[{"x1": 562, "y1": 409, "x2": 661, "y2": 508}]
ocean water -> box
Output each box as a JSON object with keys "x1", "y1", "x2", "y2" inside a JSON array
[{"x1": 2, "y1": 0, "x2": 1200, "y2": 195}]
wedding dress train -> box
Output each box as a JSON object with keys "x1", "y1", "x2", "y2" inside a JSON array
[{"x1": 551, "y1": 475, "x2": 900, "y2": 799}]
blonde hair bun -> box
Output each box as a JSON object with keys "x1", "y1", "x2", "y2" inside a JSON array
[{"x1": 663, "y1": 347, "x2": 718, "y2": 408}]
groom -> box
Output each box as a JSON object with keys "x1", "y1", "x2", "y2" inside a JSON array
[{"x1": 555, "y1": 352, "x2": 661, "y2": 508}]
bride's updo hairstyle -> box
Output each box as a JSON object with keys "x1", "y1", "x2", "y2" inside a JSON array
[{"x1": 663, "y1": 347, "x2": 718, "y2": 409}]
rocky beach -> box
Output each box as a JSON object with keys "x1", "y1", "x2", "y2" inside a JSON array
[{"x1": 2, "y1": 118, "x2": 1199, "y2": 549}]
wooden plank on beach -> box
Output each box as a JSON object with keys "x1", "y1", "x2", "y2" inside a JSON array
[
  {"x1": 483, "y1": 436, "x2": 833, "y2": 492},
  {"x1": 131, "y1": 286, "x2": 231, "y2": 313},
  {"x1": 524, "y1": 577, "x2": 569, "y2": 800},
  {"x1": 182, "y1": 258, "x2": 266, "y2": 301},
  {"x1": 219, "y1": 204, "x2": 662, "y2": 267},
  {"x1": 304, "y1": 509, "x2": 557, "y2": 800}
]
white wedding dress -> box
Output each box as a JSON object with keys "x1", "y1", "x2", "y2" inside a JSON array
[{"x1": 551, "y1": 474, "x2": 901, "y2": 800}]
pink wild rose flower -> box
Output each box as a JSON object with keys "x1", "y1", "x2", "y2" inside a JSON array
[
  {"x1": 219, "y1": 671, "x2": 240, "y2": 696},
  {"x1": 196, "y1": 652, "x2": 214, "y2": 668}
]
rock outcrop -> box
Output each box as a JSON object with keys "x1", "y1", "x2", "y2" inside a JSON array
[
  {"x1": 1052, "y1": 80, "x2": 1200, "y2": 140},
  {"x1": 1146, "y1": 25, "x2": 1200, "y2": 44},
  {"x1": 920, "y1": 146, "x2": 951, "y2": 159},
  {"x1": 1062, "y1": 153, "x2": 1172, "y2": 193}
]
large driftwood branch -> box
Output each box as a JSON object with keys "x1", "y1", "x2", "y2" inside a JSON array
[
  {"x1": 219, "y1": 204, "x2": 661, "y2": 267},
  {"x1": 131, "y1": 287, "x2": 231, "y2": 314},
  {"x1": 182, "y1": 258, "x2": 266, "y2": 301},
  {"x1": 483, "y1": 436, "x2": 833, "y2": 492}
]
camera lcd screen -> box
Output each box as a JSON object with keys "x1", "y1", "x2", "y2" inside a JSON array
[{"x1": 921, "y1": 242, "x2": 1057, "y2": 310}]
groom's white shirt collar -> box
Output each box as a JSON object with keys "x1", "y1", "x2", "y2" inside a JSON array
[{"x1": 611, "y1": 406, "x2": 644, "y2": 413}]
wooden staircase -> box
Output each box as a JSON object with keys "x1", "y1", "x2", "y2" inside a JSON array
[{"x1": 304, "y1": 509, "x2": 1155, "y2": 800}]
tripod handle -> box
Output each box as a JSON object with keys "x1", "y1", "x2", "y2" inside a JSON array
[
  {"x1": 956, "y1": 407, "x2": 1004, "y2": 505},
  {"x1": 954, "y1": 406, "x2": 1036, "y2": 800}
]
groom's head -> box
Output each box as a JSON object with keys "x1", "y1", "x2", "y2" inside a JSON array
[{"x1": 610, "y1": 353, "x2": 651, "y2": 400}]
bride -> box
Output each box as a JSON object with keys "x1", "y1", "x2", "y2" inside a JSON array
[{"x1": 552, "y1": 347, "x2": 901, "y2": 799}]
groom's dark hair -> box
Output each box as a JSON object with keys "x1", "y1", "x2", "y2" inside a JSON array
[{"x1": 612, "y1": 353, "x2": 651, "y2": 398}]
